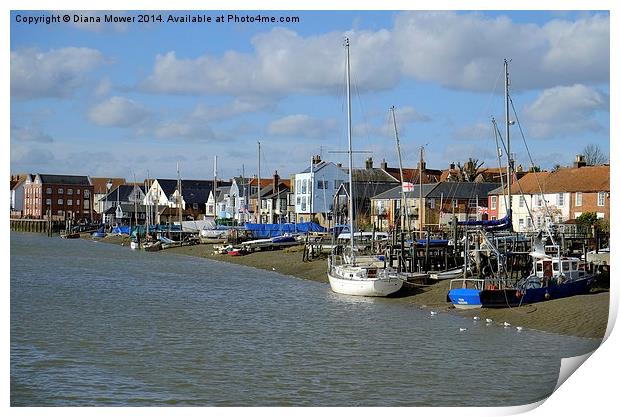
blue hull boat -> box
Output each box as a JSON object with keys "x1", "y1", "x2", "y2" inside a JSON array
[
  {"x1": 479, "y1": 276, "x2": 594, "y2": 308},
  {"x1": 447, "y1": 278, "x2": 486, "y2": 309}
]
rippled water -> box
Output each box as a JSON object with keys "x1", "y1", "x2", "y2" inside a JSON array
[{"x1": 10, "y1": 232, "x2": 601, "y2": 406}]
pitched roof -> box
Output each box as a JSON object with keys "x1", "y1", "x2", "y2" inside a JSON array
[
  {"x1": 300, "y1": 160, "x2": 345, "y2": 174},
  {"x1": 102, "y1": 184, "x2": 145, "y2": 202},
  {"x1": 91, "y1": 177, "x2": 126, "y2": 194},
  {"x1": 383, "y1": 167, "x2": 442, "y2": 184},
  {"x1": 371, "y1": 183, "x2": 439, "y2": 200},
  {"x1": 346, "y1": 168, "x2": 400, "y2": 184},
  {"x1": 37, "y1": 174, "x2": 91, "y2": 186},
  {"x1": 425, "y1": 182, "x2": 502, "y2": 199},
  {"x1": 492, "y1": 166, "x2": 610, "y2": 194}
]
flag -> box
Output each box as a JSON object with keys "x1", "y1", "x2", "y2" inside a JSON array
[
  {"x1": 478, "y1": 206, "x2": 489, "y2": 215},
  {"x1": 402, "y1": 182, "x2": 414, "y2": 193}
]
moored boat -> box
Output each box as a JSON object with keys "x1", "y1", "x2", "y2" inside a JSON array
[{"x1": 479, "y1": 256, "x2": 595, "y2": 308}]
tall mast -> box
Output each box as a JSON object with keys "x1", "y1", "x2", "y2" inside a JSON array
[
  {"x1": 419, "y1": 146, "x2": 424, "y2": 231},
  {"x1": 390, "y1": 106, "x2": 410, "y2": 233},
  {"x1": 504, "y1": 59, "x2": 512, "y2": 220},
  {"x1": 213, "y1": 155, "x2": 218, "y2": 221},
  {"x1": 177, "y1": 161, "x2": 182, "y2": 233},
  {"x1": 257, "y1": 141, "x2": 261, "y2": 224},
  {"x1": 345, "y1": 37, "x2": 355, "y2": 260}
]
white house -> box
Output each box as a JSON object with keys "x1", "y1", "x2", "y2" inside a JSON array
[{"x1": 294, "y1": 156, "x2": 347, "y2": 225}]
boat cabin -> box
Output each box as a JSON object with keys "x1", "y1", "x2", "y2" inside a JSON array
[{"x1": 534, "y1": 257, "x2": 587, "y2": 281}]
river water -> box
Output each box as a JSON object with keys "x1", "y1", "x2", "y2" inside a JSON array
[{"x1": 10, "y1": 232, "x2": 601, "y2": 406}]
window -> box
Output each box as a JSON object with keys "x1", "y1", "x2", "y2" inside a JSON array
[
  {"x1": 518, "y1": 218, "x2": 524, "y2": 230},
  {"x1": 597, "y1": 212, "x2": 604, "y2": 219},
  {"x1": 57, "y1": 210, "x2": 64, "y2": 216},
  {"x1": 296, "y1": 180, "x2": 301, "y2": 192},
  {"x1": 46, "y1": 198, "x2": 51, "y2": 205},
  {"x1": 301, "y1": 196, "x2": 307, "y2": 211},
  {"x1": 519, "y1": 196, "x2": 525, "y2": 208},
  {"x1": 67, "y1": 199, "x2": 73, "y2": 206},
  {"x1": 536, "y1": 195, "x2": 543, "y2": 207},
  {"x1": 67, "y1": 189, "x2": 73, "y2": 195},
  {"x1": 296, "y1": 196, "x2": 301, "y2": 205},
  {"x1": 429, "y1": 199, "x2": 435, "y2": 209},
  {"x1": 575, "y1": 192, "x2": 582, "y2": 207},
  {"x1": 58, "y1": 188, "x2": 64, "y2": 194},
  {"x1": 58, "y1": 199, "x2": 63, "y2": 205},
  {"x1": 77, "y1": 199, "x2": 80, "y2": 205},
  {"x1": 318, "y1": 180, "x2": 328, "y2": 189},
  {"x1": 491, "y1": 196, "x2": 497, "y2": 210},
  {"x1": 84, "y1": 190, "x2": 90, "y2": 198},
  {"x1": 83, "y1": 200, "x2": 90, "y2": 209},
  {"x1": 536, "y1": 216, "x2": 542, "y2": 228},
  {"x1": 553, "y1": 262, "x2": 559, "y2": 272},
  {"x1": 598, "y1": 192, "x2": 606, "y2": 207},
  {"x1": 46, "y1": 187, "x2": 52, "y2": 194},
  {"x1": 301, "y1": 179, "x2": 307, "y2": 194},
  {"x1": 562, "y1": 262, "x2": 570, "y2": 272},
  {"x1": 452, "y1": 199, "x2": 457, "y2": 208},
  {"x1": 77, "y1": 189, "x2": 81, "y2": 195},
  {"x1": 527, "y1": 217, "x2": 532, "y2": 228},
  {"x1": 556, "y1": 193, "x2": 564, "y2": 206}
]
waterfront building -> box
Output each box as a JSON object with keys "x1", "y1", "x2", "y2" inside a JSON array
[
  {"x1": 91, "y1": 177, "x2": 126, "y2": 215},
  {"x1": 249, "y1": 172, "x2": 291, "y2": 224},
  {"x1": 10, "y1": 174, "x2": 28, "y2": 217},
  {"x1": 488, "y1": 156, "x2": 610, "y2": 232},
  {"x1": 22, "y1": 174, "x2": 94, "y2": 221},
  {"x1": 370, "y1": 183, "x2": 439, "y2": 231},
  {"x1": 293, "y1": 155, "x2": 348, "y2": 226},
  {"x1": 333, "y1": 157, "x2": 400, "y2": 229}
]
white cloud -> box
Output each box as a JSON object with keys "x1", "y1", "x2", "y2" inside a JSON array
[
  {"x1": 88, "y1": 96, "x2": 151, "y2": 127},
  {"x1": 267, "y1": 114, "x2": 338, "y2": 139},
  {"x1": 139, "y1": 27, "x2": 398, "y2": 97},
  {"x1": 393, "y1": 12, "x2": 609, "y2": 91},
  {"x1": 137, "y1": 12, "x2": 608, "y2": 97},
  {"x1": 522, "y1": 84, "x2": 608, "y2": 139},
  {"x1": 11, "y1": 47, "x2": 105, "y2": 99}
]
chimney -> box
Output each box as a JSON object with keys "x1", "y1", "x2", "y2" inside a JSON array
[
  {"x1": 365, "y1": 157, "x2": 373, "y2": 169},
  {"x1": 574, "y1": 154, "x2": 586, "y2": 168},
  {"x1": 380, "y1": 159, "x2": 388, "y2": 170},
  {"x1": 516, "y1": 164, "x2": 523, "y2": 173},
  {"x1": 417, "y1": 160, "x2": 426, "y2": 171},
  {"x1": 449, "y1": 162, "x2": 455, "y2": 170},
  {"x1": 273, "y1": 170, "x2": 279, "y2": 192},
  {"x1": 336, "y1": 163, "x2": 343, "y2": 168},
  {"x1": 312, "y1": 154, "x2": 322, "y2": 165}
]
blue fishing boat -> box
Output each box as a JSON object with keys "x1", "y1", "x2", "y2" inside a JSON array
[{"x1": 479, "y1": 255, "x2": 595, "y2": 308}]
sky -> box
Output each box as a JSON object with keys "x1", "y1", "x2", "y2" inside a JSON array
[{"x1": 8, "y1": 5, "x2": 611, "y2": 183}]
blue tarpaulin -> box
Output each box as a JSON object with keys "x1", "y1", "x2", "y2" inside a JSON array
[
  {"x1": 244, "y1": 222, "x2": 326, "y2": 238},
  {"x1": 112, "y1": 225, "x2": 131, "y2": 235}
]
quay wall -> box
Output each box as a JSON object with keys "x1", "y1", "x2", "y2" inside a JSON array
[{"x1": 10, "y1": 219, "x2": 64, "y2": 235}]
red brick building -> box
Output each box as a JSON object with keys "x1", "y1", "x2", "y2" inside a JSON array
[{"x1": 23, "y1": 174, "x2": 94, "y2": 221}]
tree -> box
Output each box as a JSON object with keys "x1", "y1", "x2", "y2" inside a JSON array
[
  {"x1": 582, "y1": 144, "x2": 607, "y2": 166},
  {"x1": 456, "y1": 158, "x2": 485, "y2": 182}
]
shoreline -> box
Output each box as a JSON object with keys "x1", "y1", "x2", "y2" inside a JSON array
[{"x1": 95, "y1": 234, "x2": 609, "y2": 339}]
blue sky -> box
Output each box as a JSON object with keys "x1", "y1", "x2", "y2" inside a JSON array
[{"x1": 9, "y1": 8, "x2": 611, "y2": 182}]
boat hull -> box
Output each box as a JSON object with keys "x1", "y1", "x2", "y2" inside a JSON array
[
  {"x1": 328, "y1": 271, "x2": 403, "y2": 297},
  {"x1": 479, "y1": 277, "x2": 594, "y2": 308},
  {"x1": 447, "y1": 288, "x2": 482, "y2": 309}
]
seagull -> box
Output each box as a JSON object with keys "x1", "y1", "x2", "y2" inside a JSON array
[
  {"x1": 430, "y1": 311, "x2": 438, "y2": 316},
  {"x1": 272, "y1": 267, "x2": 276, "y2": 271},
  {"x1": 516, "y1": 326, "x2": 523, "y2": 332},
  {"x1": 459, "y1": 328, "x2": 467, "y2": 332},
  {"x1": 485, "y1": 318, "x2": 493, "y2": 323},
  {"x1": 503, "y1": 322, "x2": 511, "y2": 327},
  {"x1": 473, "y1": 316, "x2": 480, "y2": 321}
]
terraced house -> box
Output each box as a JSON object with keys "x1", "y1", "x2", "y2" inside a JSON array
[
  {"x1": 22, "y1": 174, "x2": 94, "y2": 221},
  {"x1": 488, "y1": 156, "x2": 610, "y2": 232}
]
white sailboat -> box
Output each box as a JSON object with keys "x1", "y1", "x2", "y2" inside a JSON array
[{"x1": 327, "y1": 38, "x2": 404, "y2": 297}]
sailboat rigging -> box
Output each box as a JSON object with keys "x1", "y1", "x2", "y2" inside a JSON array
[{"x1": 327, "y1": 38, "x2": 404, "y2": 297}]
